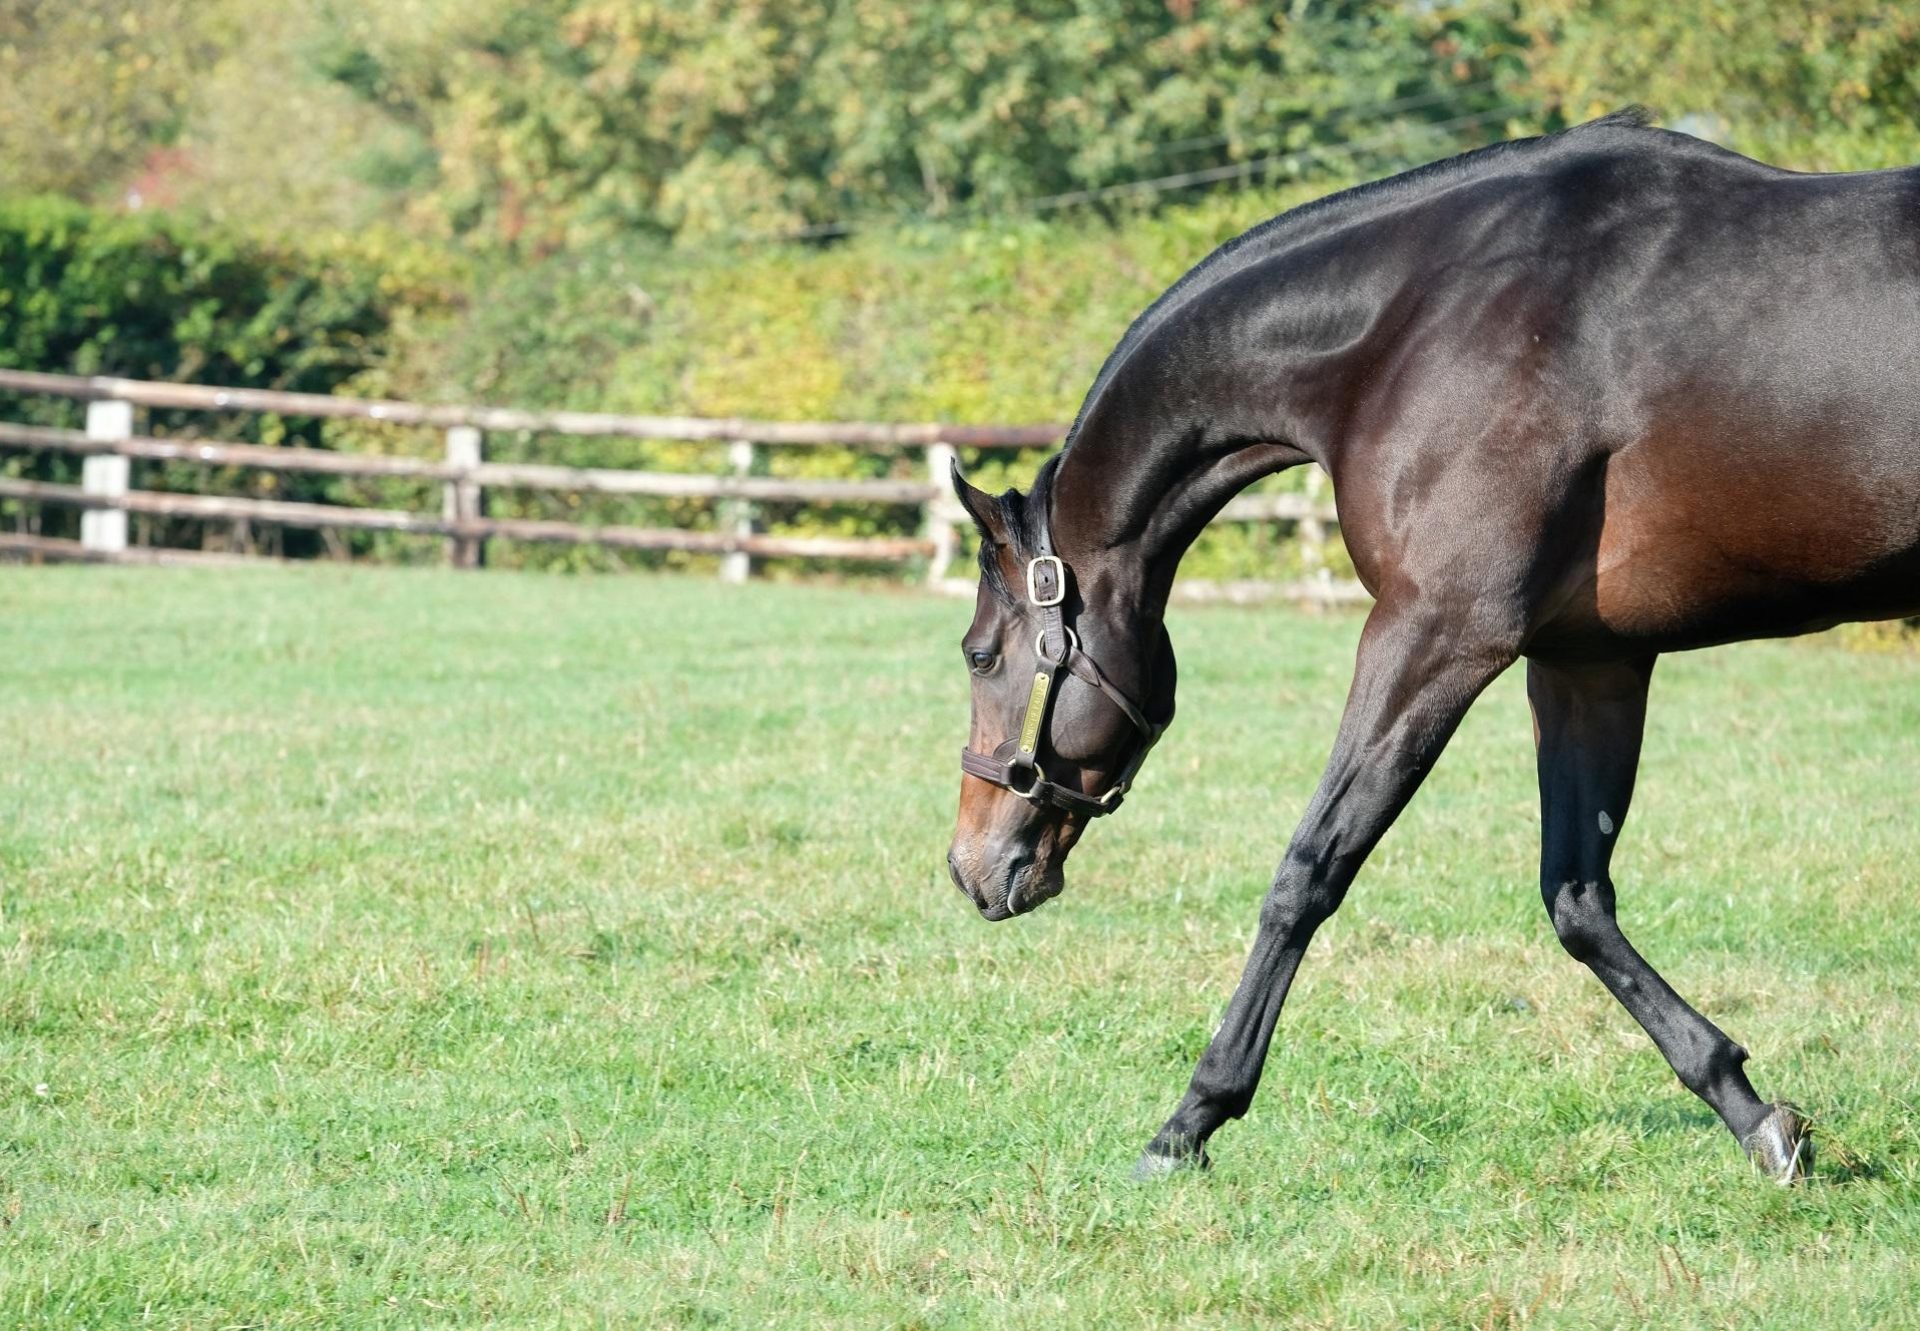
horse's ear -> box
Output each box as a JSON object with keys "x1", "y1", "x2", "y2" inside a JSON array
[{"x1": 950, "y1": 459, "x2": 1005, "y2": 541}]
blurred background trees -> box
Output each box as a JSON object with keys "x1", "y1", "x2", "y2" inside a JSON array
[
  {"x1": 8, "y1": 1, "x2": 1915, "y2": 256},
  {"x1": 285, "y1": 0, "x2": 1522, "y2": 248}
]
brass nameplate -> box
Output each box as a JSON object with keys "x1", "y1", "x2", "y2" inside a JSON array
[{"x1": 1018, "y1": 670, "x2": 1051, "y2": 755}]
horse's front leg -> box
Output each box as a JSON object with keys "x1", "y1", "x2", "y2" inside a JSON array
[{"x1": 1137, "y1": 596, "x2": 1516, "y2": 1176}]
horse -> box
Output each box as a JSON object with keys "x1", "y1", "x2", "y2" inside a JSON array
[{"x1": 944, "y1": 110, "x2": 1920, "y2": 1184}]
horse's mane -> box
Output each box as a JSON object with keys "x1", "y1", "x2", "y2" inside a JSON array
[{"x1": 1056, "y1": 108, "x2": 1659, "y2": 454}]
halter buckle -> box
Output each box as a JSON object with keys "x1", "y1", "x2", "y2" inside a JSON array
[{"x1": 1026, "y1": 555, "x2": 1065, "y2": 607}]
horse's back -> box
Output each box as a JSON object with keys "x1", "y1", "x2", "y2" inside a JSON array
[{"x1": 1584, "y1": 149, "x2": 1920, "y2": 647}]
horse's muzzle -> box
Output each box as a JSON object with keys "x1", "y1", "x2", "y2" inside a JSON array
[{"x1": 947, "y1": 846, "x2": 1060, "y2": 920}]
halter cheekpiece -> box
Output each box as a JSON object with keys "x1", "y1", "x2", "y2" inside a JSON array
[{"x1": 958, "y1": 479, "x2": 1167, "y2": 817}]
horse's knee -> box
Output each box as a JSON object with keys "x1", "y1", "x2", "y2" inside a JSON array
[
  {"x1": 1543, "y1": 877, "x2": 1618, "y2": 963},
  {"x1": 1261, "y1": 850, "x2": 1345, "y2": 936}
]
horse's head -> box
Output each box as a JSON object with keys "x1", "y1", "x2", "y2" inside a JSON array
[{"x1": 945, "y1": 461, "x2": 1174, "y2": 920}]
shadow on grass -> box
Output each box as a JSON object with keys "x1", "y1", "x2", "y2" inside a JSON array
[
  {"x1": 1804, "y1": 1127, "x2": 1892, "y2": 1185},
  {"x1": 1612, "y1": 1101, "x2": 1895, "y2": 1186},
  {"x1": 1817, "y1": 1155, "x2": 1891, "y2": 1184},
  {"x1": 1607, "y1": 1100, "x2": 1718, "y2": 1137}
]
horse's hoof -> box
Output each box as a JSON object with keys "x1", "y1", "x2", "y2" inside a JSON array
[
  {"x1": 1131, "y1": 1141, "x2": 1210, "y2": 1181},
  {"x1": 1742, "y1": 1103, "x2": 1813, "y2": 1184}
]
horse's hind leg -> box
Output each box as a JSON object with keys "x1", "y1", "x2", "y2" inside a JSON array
[{"x1": 1528, "y1": 656, "x2": 1811, "y2": 1182}]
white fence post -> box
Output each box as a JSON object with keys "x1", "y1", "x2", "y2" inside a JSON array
[
  {"x1": 924, "y1": 441, "x2": 960, "y2": 587},
  {"x1": 1297, "y1": 466, "x2": 1337, "y2": 607},
  {"x1": 81, "y1": 400, "x2": 132, "y2": 554},
  {"x1": 1298, "y1": 466, "x2": 1328, "y2": 571},
  {"x1": 720, "y1": 440, "x2": 757, "y2": 584},
  {"x1": 444, "y1": 425, "x2": 485, "y2": 568}
]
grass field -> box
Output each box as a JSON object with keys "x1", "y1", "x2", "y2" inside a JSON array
[{"x1": 2, "y1": 566, "x2": 1917, "y2": 1328}]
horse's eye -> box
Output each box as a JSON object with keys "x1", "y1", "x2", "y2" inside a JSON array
[{"x1": 968, "y1": 649, "x2": 997, "y2": 673}]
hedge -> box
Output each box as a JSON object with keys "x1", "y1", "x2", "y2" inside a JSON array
[{"x1": 0, "y1": 195, "x2": 445, "y2": 554}]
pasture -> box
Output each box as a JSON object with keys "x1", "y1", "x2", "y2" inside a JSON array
[{"x1": 2, "y1": 566, "x2": 1916, "y2": 1328}]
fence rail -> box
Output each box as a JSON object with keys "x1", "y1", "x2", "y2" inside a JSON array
[
  {"x1": 0, "y1": 369, "x2": 1060, "y2": 448},
  {"x1": 0, "y1": 368, "x2": 1366, "y2": 603}
]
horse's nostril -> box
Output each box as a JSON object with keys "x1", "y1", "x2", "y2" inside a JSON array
[{"x1": 1002, "y1": 854, "x2": 1034, "y2": 915}]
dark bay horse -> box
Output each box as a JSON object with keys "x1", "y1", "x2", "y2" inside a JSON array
[{"x1": 945, "y1": 111, "x2": 1920, "y2": 1183}]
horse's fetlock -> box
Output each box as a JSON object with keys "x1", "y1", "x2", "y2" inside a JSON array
[
  {"x1": 1186, "y1": 1075, "x2": 1254, "y2": 1123},
  {"x1": 1705, "y1": 1039, "x2": 1751, "y2": 1080}
]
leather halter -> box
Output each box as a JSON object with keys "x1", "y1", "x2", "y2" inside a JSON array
[{"x1": 958, "y1": 483, "x2": 1167, "y2": 818}]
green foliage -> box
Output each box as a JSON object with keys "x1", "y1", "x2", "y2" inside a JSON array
[
  {"x1": 7, "y1": 3, "x2": 1920, "y2": 246},
  {"x1": 3, "y1": 568, "x2": 1918, "y2": 1325},
  {"x1": 300, "y1": 0, "x2": 1520, "y2": 247},
  {"x1": 0, "y1": 195, "x2": 448, "y2": 548},
  {"x1": 1517, "y1": 1, "x2": 1920, "y2": 169},
  {"x1": 353, "y1": 183, "x2": 1349, "y2": 577},
  {"x1": 1836, "y1": 617, "x2": 1920, "y2": 652},
  {"x1": 0, "y1": 196, "x2": 437, "y2": 403},
  {"x1": 0, "y1": 0, "x2": 231, "y2": 199},
  {"x1": 5, "y1": 4, "x2": 1920, "y2": 580}
]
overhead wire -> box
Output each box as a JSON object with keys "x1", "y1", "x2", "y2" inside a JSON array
[
  {"x1": 1142, "y1": 79, "x2": 1500, "y2": 158},
  {"x1": 1027, "y1": 104, "x2": 1526, "y2": 211},
  {"x1": 733, "y1": 92, "x2": 1527, "y2": 247}
]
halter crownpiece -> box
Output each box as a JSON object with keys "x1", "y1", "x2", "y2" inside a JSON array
[{"x1": 959, "y1": 476, "x2": 1167, "y2": 818}]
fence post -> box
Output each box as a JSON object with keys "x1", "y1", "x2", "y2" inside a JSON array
[
  {"x1": 1297, "y1": 466, "x2": 1328, "y2": 572},
  {"x1": 1297, "y1": 466, "x2": 1334, "y2": 607},
  {"x1": 924, "y1": 441, "x2": 960, "y2": 587},
  {"x1": 719, "y1": 440, "x2": 757, "y2": 584},
  {"x1": 81, "y1": 400, "x2": 132, "y2": 554},
  {"x1": 444, "y1": 425, "x2": 484, "y2": 568}
]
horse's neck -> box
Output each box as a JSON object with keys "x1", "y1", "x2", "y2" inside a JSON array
[
  {"x1": 1047, "y1": 243, "x2": 1397, "y2": 616},
  {"x1": 1051, "y1": 396, "x2": 1316, "y2": 622},
  {"x1": 1049, "y1": 437, "x2": 1307, "y2": 623}
]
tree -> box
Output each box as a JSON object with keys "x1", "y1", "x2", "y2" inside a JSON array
[
  {"x1": 303, "y1": 0, "x2": 1521, "y2": 248},
  {"x1": 1516, "y1": 0, "x2": 1920, "y2": 170},
  {"x1": 0, "y1": 1, "x2": 231, "y2": 199}
]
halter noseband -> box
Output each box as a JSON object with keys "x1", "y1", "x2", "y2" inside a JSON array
[{"x1": 958, "y1": 485, "x2": 1167, "y2": 818}]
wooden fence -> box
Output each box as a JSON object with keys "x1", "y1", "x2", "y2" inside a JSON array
[{"x1": 0, "y1": 369, "x2": 1364, "y2": 603}]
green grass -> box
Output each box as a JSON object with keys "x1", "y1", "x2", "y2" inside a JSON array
[{"x1": 2, "y1": 566, "x2": 1917, "y2": 1328}]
